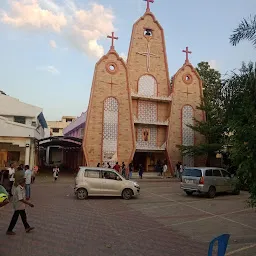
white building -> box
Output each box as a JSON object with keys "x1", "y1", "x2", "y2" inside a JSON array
[{"x1": 0, "y1": 92, "x2": 48, "y2": 169}]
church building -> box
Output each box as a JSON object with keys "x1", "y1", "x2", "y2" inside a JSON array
[{"x1": 83, "y1": 0, "x2": 205, "y2": 173}]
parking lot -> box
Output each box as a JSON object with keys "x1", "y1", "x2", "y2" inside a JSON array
[{"x1": 0, "y1": 176, "x2": 255, "y2": 256}]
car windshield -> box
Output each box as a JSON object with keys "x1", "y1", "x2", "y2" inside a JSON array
[{"x1": 183, "y1": 168, "x2": 202, "y2": 177}]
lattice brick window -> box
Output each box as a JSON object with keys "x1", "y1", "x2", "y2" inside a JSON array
[
  {"x1": 138, "y1": 75, "x2": 157, "y2": 96},
  {"x1": 137, "y1": 126, "x2": 157, "y2": 148},
  {"x1": 182, "y1": 105, "x2": 194, "y2": 166},
  {"x1": 102, "y1": 97, "x2": 118, "y2": 166},
  {"x1": 138, "y1": 101, "x2": 157, "y2": 122}
]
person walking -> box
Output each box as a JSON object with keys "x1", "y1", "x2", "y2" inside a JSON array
[
  {"x1": 24, "y1": 165, "x2": 32, "y2": 200},
  {"x1": 53, "y1": 166, "x2": 60, "y2": 181},
  {"x1": 138, "y1": 164, "x2": 143, "y2": 179},
  {"x1": 128, "y1": 162, "x2": 134, "y2": 179},
  {"x1": 8, "y1": 163, "x2": 15, "y2": 196},
  {"x1": 6, "y1": 178, "x2": 34, "y2": 235}
]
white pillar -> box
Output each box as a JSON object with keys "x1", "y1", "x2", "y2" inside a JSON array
[
  {"x1": 25, "y1": 144, "x2": 30, "y2": 165},
  {"x1": 29, "y1": 141, "x2": 35, "y2": 168},
  {"x1": 46, "y1": 147, "x2": 50, "y2": 164}
]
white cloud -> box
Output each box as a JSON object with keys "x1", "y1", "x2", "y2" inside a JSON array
[
  {"x1": 120, "y1": 52, "x2": 127, "y2": 62},
  {"x1": 37, "y1": 65, "x2": 60, "y2": 74},
  {"x1": 49, "y1": 39, "x2": 57, "y2": 48},
  {"x1": 208, "y1": 60, "x2": 218, "y2": 70},
  {"x1": 1, "y1": 0, "x2": 67, "y2": 32},
  {"x1": 0, "y1": 0, "x2": 116, "y2": 58}
]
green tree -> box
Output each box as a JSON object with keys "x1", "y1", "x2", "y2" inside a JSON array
[
  {"x1": 223, "y1": 62, "x2": 256, "y2": 206},
  {"x1": 230, "y1": 15, "x2": 256, "y2": 48},
  {"x1": 178, "y1": 62, "x2": 227, "y2": 165}
]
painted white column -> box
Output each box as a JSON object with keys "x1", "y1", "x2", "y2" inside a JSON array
[
  {"x1": 25, "y1": 144, "x2": 30, "y2": 165},
  {"x1": 29, "y1": 141, "x2": 35, "y2": 168},
  {"x1": 46, "y1": 147, "x2": 50, "y2": 164}
]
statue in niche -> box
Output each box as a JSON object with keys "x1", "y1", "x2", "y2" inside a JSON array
[{"x1": 143, "y1": 128, "x2": 150, "y2": 141}]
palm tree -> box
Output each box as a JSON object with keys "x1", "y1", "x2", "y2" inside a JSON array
[{"x1": 230, "y1": 15, "x2": 256, "y2": 47}]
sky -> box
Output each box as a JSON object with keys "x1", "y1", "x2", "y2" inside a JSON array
[{"x1": 0, "y1": 0, "x2": 256, "y2": 121}]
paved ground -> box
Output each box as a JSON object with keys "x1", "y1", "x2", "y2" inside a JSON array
[{"x1": 0, "y1": 175, "x2": 255, "y2": 256}]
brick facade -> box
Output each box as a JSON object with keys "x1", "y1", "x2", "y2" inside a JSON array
[{"x1": 83, "y1": 9, "x2": 205, "y2": 171}]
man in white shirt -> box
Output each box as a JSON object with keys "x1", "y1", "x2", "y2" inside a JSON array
[
  {"x1": 24, "y1": 165, "x2": 32, "y2": 200},
  {"x1": 8, "y1": 163, "x2": 15, "y2": 196}
]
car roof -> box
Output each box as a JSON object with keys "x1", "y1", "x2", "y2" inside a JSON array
[
  {"x1": 79, "y1": 166, "x2": 115, "y2": 171},
  {"x1": 184, "y1": 167, "x2": 225, "y2": 170}
]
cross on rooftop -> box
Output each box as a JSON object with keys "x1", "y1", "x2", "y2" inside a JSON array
[
  {"x1": 182, "y1": 46, "x2": 192, "y2": 63},
  {"x1": 144, "y1": 0, "x2": 154, "y2": 12},
  {"x1": 107, "y1": 32, "x2": 118, "y2": 50}
]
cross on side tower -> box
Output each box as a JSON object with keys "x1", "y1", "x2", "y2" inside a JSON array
[
  {"x1": 182, "y1": 87, "x2": 193, "y2": 98},
  {"x1": 182, "y1": 46, "x2": 192, "y2": 63},
  {"x1": 107, "y1": 32, "x2": 118, "y2": 50},
  {"x1": 144, "y1": 0, "x2": 154, "y2": 12},
  {"x1": 99, "y1": 77, "x2": 118, "y2": 93}
]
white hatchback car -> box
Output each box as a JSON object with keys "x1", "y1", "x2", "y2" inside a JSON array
[{"x1": 74, "y1": 167, "x2": 140, "y2": 200}]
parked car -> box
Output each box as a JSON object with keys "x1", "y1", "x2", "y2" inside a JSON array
[
  {"x1": 74, "y1": 167, "x2": 140, "y2": 200},
  {"x1": 180, "y1": 167, "x2": 240, "y2": 198}
]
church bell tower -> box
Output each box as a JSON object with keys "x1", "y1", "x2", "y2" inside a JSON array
[{"x1": 127, "y1": 0, "x2": 172, "y2": 172}]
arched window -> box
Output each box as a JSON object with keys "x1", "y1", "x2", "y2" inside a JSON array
[
  {"x1": 138, "y1": 75, "x2": 157, "y2": 97},
  {"x1": 102, "y1": 97, "x2": 118, "y2": 166},
  {"x1": 182, "y1": 105, "x2": 194, "y2": 166}
]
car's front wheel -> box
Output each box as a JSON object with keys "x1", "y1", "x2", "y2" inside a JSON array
[
  {"x1": 76, "y1": 188, "x2": 88, "y2": 200},
  {"x1": 122, "y1": 189, "x2": 133, "y2": 200}
]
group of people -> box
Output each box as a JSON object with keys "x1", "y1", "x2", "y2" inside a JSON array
[
  {"x1": 155, "y1": 160, "x2": 168, "y2": 178},
  {"x1": 0, "y1": 163, "x2": 36, "y2": 235},
  {"x1": 96, "y1": 161, "x2": 138, "y2": 179}
]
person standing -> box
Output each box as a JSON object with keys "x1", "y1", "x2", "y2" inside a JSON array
[
  {"x1": 121, "y1": 162, "x2": 126, "y2": 178},
  {"x1": 31, "y1": 166, "x2": 38, "y2": 184},
  {"x1": 128, "y1": 162, "x2": 134, "y2": 179},
  {"x1": 113, "y1": 162, "x2": 120, "y2": 173},
  {"x1": 107, "y1": 162, "x2": 111, "y2": 169},
  {"x1": 14, "y1": 167, "x2": 25, "y2": 187},
  {"x1": 97, "y1": 163, "x2": 100, "y2": 167},
  {"x1": 24, "y1": 165, "x2": 32, "y2": 200},
  {"x1": 175, "y1": 162, "x2": 180, "y2": 178},
  {"x1": 8, "y1": 163, "x2": 15, "y2": 196},
  {"x1": 6, "y1": 178, "x2": 34, "y2": 235},
  {"x1": 163, "y1": 162, "x2": 168, "y2": 178},
  {"x1": 138, "y1": 164, "x2": 143, "y2": 179},
  {"x1": 180, "y1": 162, "x2": 184, "y2": 181},
  {"x1": 53, "y1": 166, "x2": 60, "y2": 181}
]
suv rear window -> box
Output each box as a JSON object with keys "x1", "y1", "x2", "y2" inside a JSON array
[{"x1": 183, "y1": 168, "x2": 202, "y2": 177}]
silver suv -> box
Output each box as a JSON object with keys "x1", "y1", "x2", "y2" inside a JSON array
[{"x1": 180, "y1": 167, "x2": 240, "y2": 198}]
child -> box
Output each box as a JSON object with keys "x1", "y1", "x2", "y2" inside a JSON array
[
  {"x1": 53, "y1": 166, "x2": 60, "y2": 181},
  {"x1": 6, "y1": 178, "x2": 34, "y2": 235}
]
